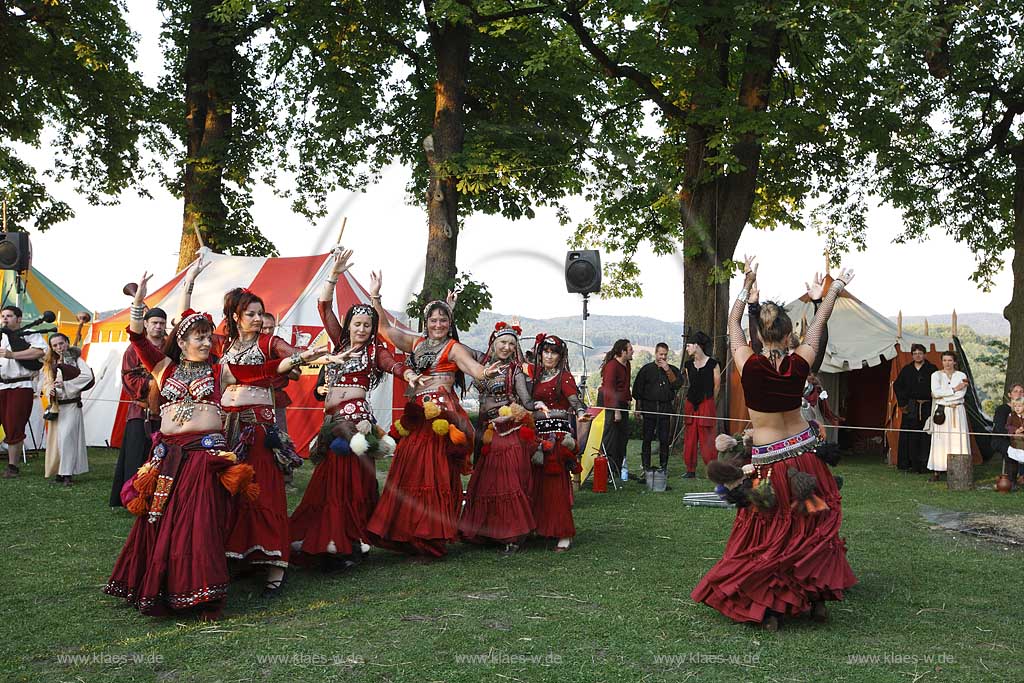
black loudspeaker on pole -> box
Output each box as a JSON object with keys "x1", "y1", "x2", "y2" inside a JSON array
[
  {"x1": 564, "y1": 250, "x2": 601, "y2": 295},
  {"x1": 0, "y1": 232, "x2": 31, "y2": 272}
]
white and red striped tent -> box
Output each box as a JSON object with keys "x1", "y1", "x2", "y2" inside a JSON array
[{"x1": 81, "y1": 248, "x2": 413, "y2": 453}]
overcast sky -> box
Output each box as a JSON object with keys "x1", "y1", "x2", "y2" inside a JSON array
[{"x1": 19, "y1": 4, "x2": 1015, "y2": 323}]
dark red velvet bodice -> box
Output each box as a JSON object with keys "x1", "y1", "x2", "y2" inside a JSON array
[
  {"x1": 531, "y1": 371, "x2": 579, "y2": 411},
  {"x1": 740, "y1": 353, "x2": 809, "y2": 413}
]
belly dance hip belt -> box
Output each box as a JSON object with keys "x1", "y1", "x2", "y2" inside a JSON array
[
  {"x1": 222, "y1": 405, "x2": 276, "y2": 445},
  {"x1": 414, "y1": 388, "x2": 456, "y2": 406},
  {"x1": 327, "y1": 397, "x2": 373, "y2": 422},
  {"x1": 223, "y1": 405, "x2": 301, "y2": 472},
  {"x1": 141, "y1": 432, "x2": 229, "y2": 523},
  {"x1": 536, "y1": 416, "x2": 573, "y2": 437},
  {"x1": 750, "y1": 425, "x2": 819, "y2": 466}
]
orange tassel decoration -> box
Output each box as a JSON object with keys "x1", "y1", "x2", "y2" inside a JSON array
[
  {"x1": 126, "y1": 496, "x2": 149, "y2": 516},
  {"x1": 482, "y1": 424, "x2": 494, "y2": 446},
  {"x1": 133, "y1": 467, "x2": 159, "y2": 496},
  {"x1": 790, "y1": 493, "x2": 831, "y2": 516},
  {"x1": 219, "y1": 463, "x2": 255, "y2": 495},
  {"x1": 448, "y1": 424, "x2": 467, "y2": 446},
  {"x1": 243, "y1": 482, "x2": 261, "y2": 501}
]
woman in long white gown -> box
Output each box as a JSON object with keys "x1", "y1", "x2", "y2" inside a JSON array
[
  {"x1": 42, "y1": 334, "x2": 94, "y2": 486},
  {"x1": 926, "y1": 351, "x2": 970, "y2": 482}
]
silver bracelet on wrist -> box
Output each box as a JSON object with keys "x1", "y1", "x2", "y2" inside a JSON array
[
  {"x1": 289, "y1": 352, "x2": 304, "y2": 367},
  {"x1": 736, "y1": 288, "x2": 750, "y2": 303},
  {"x1": 130, "y1": 304, "x2": 146, "y2": 321}
]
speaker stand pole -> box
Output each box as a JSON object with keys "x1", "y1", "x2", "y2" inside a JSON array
[{"x1": 579, "y1": 293, "x2": 590, "y2": 398}]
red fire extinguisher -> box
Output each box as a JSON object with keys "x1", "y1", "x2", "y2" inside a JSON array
[{"x1": 592, "y1": 454, "x2": 608, "y2": 493}]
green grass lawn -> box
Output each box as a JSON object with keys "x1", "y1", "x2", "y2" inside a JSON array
[{"x1": 1, "y1": 443, "x2": 1021, "y2": 683}]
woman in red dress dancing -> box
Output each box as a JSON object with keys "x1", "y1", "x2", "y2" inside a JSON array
[
  {"x1": 529, "y1": 334, "x2": 590, "y2": 552},
  {"x1": 364, "y1": 272, "x2": 500, "y2": 557},
  {"x1": 104, "y1": 271, "x2": 324, "y2": 618},
  {"x1": 691, "y1": 256, "x2": 857, "y2": 630},
  {"x1": 458, "y1": 321, "x2": 537, "y2": 553},
  {"x1": 179, "y1": 256, "x2": 306, "y2": 597},
  {"x1": 290, "y1": 249, "x2": 412, "y2": 568}
]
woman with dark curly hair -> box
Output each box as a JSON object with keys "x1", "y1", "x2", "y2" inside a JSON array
[
  {"x1": 530, "y1": 334, "x2": 590, "y2": 551},
  {"x1": 289, "y1": 248, "x2": 411, "y2": 569},
  {"x1": 179, "y1": 256, "x2": 306, "y2": 597},
  {"x1": 104, "y1": 269, "x2": 325, "y2": 619}
]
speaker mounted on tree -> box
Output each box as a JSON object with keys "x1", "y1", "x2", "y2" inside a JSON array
[
  {"x1": 564, "y1": 250, "x2": 601, "y2": 295},
  {"x1": 0, "y1": 232, "x2": 31, "y2": 272}
]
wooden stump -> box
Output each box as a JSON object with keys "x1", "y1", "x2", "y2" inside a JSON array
[{"x1": 947, "y1": 453, "x2": 973, "y2": 491}]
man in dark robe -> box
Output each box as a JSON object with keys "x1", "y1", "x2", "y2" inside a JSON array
[{"x1": 893, "y1": 343, "x2": 937, "y2": 473}]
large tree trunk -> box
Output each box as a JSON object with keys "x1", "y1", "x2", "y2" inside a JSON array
[
  {"x1": 680, "y1": 23, "x2": 779, "y2": 420},
  {"x1": 176, "y1": 0, "x2": 235, "y2": 270},
  {"x1": 421, "y1": 19, "x2": 470, "y2": 303},
  {"x1": 1004, "y1": 150, "x2": 1024, "y2": 397}
]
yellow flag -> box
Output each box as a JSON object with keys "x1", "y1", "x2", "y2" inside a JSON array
[{"x1": 579, "y1": 408, "x2": 606, "y2": 483}]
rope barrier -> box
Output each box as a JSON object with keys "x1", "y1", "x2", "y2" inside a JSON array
[{"x1": 66, "y1": 395, "x2": 998, "y2": 439}]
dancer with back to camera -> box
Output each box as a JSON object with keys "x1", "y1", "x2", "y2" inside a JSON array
[{"x1": 692, "y1": 256, "x2": 857, "y2": 631}]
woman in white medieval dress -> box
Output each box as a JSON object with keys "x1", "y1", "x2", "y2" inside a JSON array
[
  {"x1": 927, "y1": 351, "x2": 970, "y2": 482},
  {"x1": 42, "y1": 333, "x2": 93, "y2": 486}
]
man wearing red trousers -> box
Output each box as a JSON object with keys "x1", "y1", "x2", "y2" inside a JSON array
[
  {"x1": 682, "y1": 330, "x2": 720, "y2": 478},
  {"x1": 1, "y1": 306, "x2": 46, "y2": 478}
]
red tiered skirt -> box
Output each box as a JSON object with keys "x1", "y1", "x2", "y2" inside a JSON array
[
  {"x1": 224, "y1": 408, "x2": 291, "y2": 568},
  {"x1": 290, "y1": 408, "x2": 380, "y2": 559},
  {"x1": 532, "y1": 440, "x2": 577, "y2": 539},
  {"x1": 459, "y1": 425, "x2": 535, "y2": 544},
  {"x1": 104, "y1": 432, "x2": 232, "y2": 617},
  {"x1": 366, "y1": 389, "x2": 471, "y2": 557},
  {"x1": 690, "y1": 450, "x2": 857, "y2": 623}
]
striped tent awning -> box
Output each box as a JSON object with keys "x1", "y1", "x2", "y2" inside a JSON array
[{"x1": 0, "y1": 267, "x2": 91, "y2": 338}]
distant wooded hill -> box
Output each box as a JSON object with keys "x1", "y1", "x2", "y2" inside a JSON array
[
  {"x1": 889, "y1": 312, "x2": 1009, "y2": 338},
  {"x1": 393, "y1": 310, "x2": 685, "y2": 370},
  {"x1": 389, "y1": 310, "x2": 1011, "y2": 411}
]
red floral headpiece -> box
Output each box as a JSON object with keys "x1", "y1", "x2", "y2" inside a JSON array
[
  {"x1": 493, "y1": 321, "x2": 522, "y2": 339},
  {"x1": 535, "y1": 333, "x2": 564, "y2": 349},
  {"x1": 176, "y1": 308, "x2": 214, "y2": 341}
]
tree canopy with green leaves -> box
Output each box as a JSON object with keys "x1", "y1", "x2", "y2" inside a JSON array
[
  {"x1": 1, "y1": 0, "x2": 146, "y2": 231},
  {"x1": 373, "y1": 0, "x2": 599, "y2": 325},
  {"x1": 858, "y1": 0, "x2": 1024, "y2": 394},
  {"x1": 148, "y1": 0, "x2": 398, "y2": 268},
  {"x1": 158, "y1": 1, "x2": 597, "y2": 332},
  {"x1": 556, "y1": 0, "x2": 880, "y2": 359}
]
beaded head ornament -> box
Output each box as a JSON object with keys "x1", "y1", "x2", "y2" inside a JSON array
[
  {"x1": 422, "y1": 299, "x2": 453, "y2": 321},
  {"x1": 176, "y1": 309, "x2": 214, "y2": 341}
]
